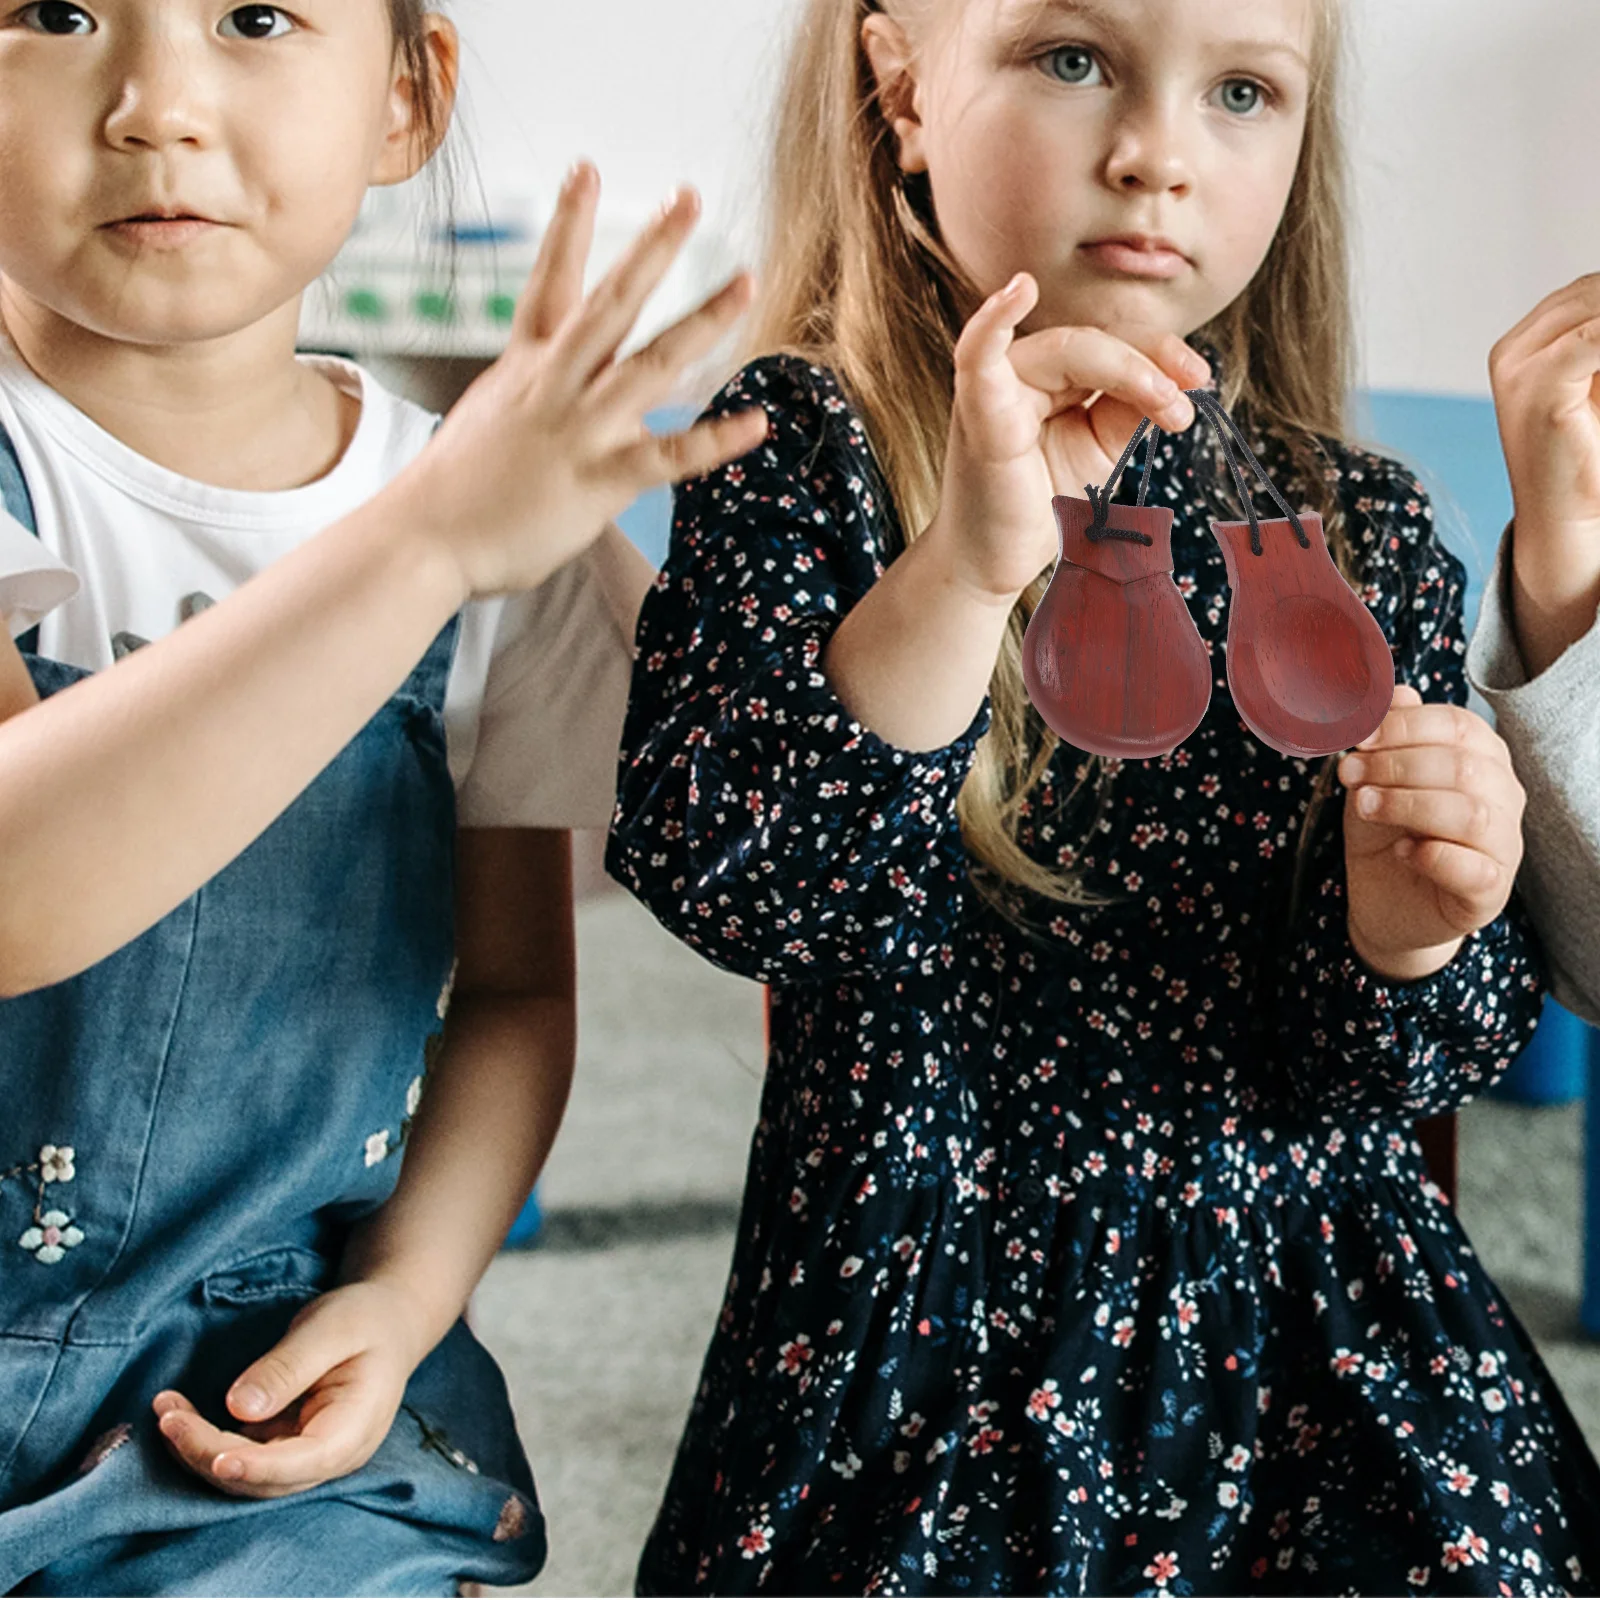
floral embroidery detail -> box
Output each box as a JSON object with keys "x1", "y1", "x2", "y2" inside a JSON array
[
  {"x1": 493, "y1": 1494, "x2": 529, "y2": 1543},
  {"x1": 20, "y1": 1208, "x2": 84, "y2": 1263},
  {"x1": 361, "y1": 1016, "x2": 445, "y2": 1169},
  {"x1": 4, "y1": 1141, "x2": 84, "y2": 1263},
  {"x1": 78, "y1": 1422, "x2": 133, "y2": 1474},
  {"x1": 409, "y1": 1408, "x2": 481, "y2": 1475},
  {"x1": 39, "y1": 1145, "x2": 75, "y2": 1184}
]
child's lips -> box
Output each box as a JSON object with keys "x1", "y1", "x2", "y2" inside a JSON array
[
  {"x1": 100, "y1": 214, "x2": 228, "y2": 250},
  {"x1": 1079, "y1": 238, "x2": 1190, "y2": 280}
]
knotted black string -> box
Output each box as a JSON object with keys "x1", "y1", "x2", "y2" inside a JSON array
[{"x1": 1083, "y1": 389, "x2": 1311, "y2": 558}]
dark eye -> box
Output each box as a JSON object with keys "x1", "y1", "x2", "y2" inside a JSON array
[
  {"x1": 1215, "y1": 78, "x2": 1267, "y2": 117},
  {"x1": 18, "y1": 2, "x2": 95, "y2": 34},
  {"x1": 218, "y1": 5, "x2": 292, "y2": 40},
  {"x1": 1042, "y1": 46, "x2": 1103, "y2": 87}
]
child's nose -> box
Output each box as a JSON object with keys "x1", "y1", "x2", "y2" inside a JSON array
[
  {"x1": 1102, "y1": 104, "x2": 1194, "y2": 196},
  {"x1": 100, "y1": 24, "x2": 218, "y2": 151}
]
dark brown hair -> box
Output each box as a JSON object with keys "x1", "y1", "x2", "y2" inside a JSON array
[{"x1": 388, "y1": 1, "x2": 454, "y2": 169}]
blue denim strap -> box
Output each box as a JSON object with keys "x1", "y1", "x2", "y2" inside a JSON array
[{"x1": 0, "y1": 422, "x2": 40, "y2": 654}]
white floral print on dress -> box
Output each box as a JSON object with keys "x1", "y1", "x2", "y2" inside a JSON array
[{"x1": 363, "y1": 1130, "x2": 390, "y2": 1167}]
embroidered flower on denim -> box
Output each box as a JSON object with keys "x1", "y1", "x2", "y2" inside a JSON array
[
  {"x1": 20, "y1": 1209, "x2": 84, "y2": 1263},
  {"x1": 39, "y1": 1144, "x2": 75, "y2": 1183},
  {"x1": 360, "y1": 1021, "x2": 444, "y2": 1169},
  {"x1": 4, "y1": 1142, "x2": 84, "y2": 1263},
  {"x1": 408, "y1": 1407, "x2": 481, "y2": 1475}
]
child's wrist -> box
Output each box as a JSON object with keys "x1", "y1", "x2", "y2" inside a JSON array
[
  {"x1": 339, "y1": 1240, "x2": 464, "y2": 1365},
  {"x1": 1346, "y1": 913, "x2": 1463, "y2": 985}
]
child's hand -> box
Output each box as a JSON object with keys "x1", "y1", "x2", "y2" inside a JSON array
[
  {"x1": 925, "y1": 271, "x2": 1209, "y2": 605},
  {"x1": 1336, "y1": 685, "x2": 1526, "y2": 982},
  {"x1": 397, "y1": 161, "x2": 769, "y2": 600},
  {"x1": 1488, "y1": 275, "x2": 1600, "y2": 673},
  {"x1": 1490, "y1": 274, "x2": 1600, "y2": 553},
  {"x1": 152, "y1": 1279, "x2": 429, "y2": 1499}
]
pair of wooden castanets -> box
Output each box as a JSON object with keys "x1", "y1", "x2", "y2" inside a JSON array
[{"x1": 1021, "y1": 389, "x2": 1394, "y2": 760}]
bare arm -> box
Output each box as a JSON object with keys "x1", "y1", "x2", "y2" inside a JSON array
[
  {"x1": 0, "y1": 499, "x2": 467, "y2": 995},
  {"x1": 155, "y1": 827, "x2": 580, "y2": 1494},
  {"x1": 340, "y1": 826, "x2": 577, "y2": 1354}
]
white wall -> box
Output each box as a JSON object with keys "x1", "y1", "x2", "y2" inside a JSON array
[{"x1": 444, "y1": 0, "x2": 1600, "y2": 398}]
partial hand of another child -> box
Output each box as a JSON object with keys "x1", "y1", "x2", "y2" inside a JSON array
[
  {"x1": 1489, "y1": 275, "x2": 1600, "y2": 677},
  {"x1": 393, "y1": 161, "x2": 768, "y2": 602},
  {"x1": 152, "y1": 1278, "x2": 429, "y2": 1499},
  {"x1": 1336, "y1": 685, "x2": 1526, "y2": 983}
]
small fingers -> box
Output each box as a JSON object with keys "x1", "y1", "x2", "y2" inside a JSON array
[
  {"x1": 513, "y1": 160, "x2": 601, "y2": 343},
  {"x1": 954, "y1": 273, "x2": 1039, "y2": 377},
  {"x1": 1354, "y1": 690, "x2": 1509, "y2": 766},
  {"x1": 1491, "y1": 273, "x2": 1600, "y2": 382},
  {"x1": 609, "y1": 407, "x2": 770, "y2": 491},
  {"x1": 155, "y1": 1395, "x2": 261, "y2": 1493},
  {"x1": 1338, "y1": 744, "x2": 1523, "y2": 815},
  {"x1": 588, "y1": 269, "x2": 756, "y2": 420},
  {"x1": 1008, "y1": 324, "x2": 1196, "y2": 432},
  {"x1": 1397, "y1": 836, "x2": 1508, "y2": 912},
  {"x1": 1345, "y1": 781, "x2": 1508, "y2": 857},
  {"x1": 553, "y1": 186, "x2": 705, "y2": 391}
]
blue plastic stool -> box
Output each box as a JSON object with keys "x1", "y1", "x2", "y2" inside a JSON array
[
  {"x1": 502, "y1": 1186, "x2": 543, "y2": 1249},
  {"x1": 1492, "y1": 995, "x2": 1589, "y2": 1106}
]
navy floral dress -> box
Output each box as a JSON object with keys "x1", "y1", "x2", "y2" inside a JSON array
[{"x1": 606, "y1": 353, "x2": 1600, "y2": 1597}]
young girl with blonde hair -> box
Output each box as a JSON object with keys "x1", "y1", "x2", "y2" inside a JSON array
[{"x1": 609, "y1": 0, "x2": 1600, "y2": 1591}]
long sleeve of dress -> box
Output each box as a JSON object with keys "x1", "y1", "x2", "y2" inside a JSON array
[
  {"x1": 1465, "y1": 522, "x2": 1600, "y2": 1027},
  {"x1": 1268, "y1": 455, "x2": 1546, "y2": 1122},
  {"x1": 605, "y1": 356, "x2": 990, "y2": 985}
]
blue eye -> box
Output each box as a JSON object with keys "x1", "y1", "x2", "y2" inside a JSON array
[
  {"x1": 1042, "y1": 46, "x2": 1103, "y2": 87},
  {"x1": 218, "y1": 5, "x2": 293, "y2": 39},
  {"x1": 1214, "y1": 78, "x2": 1268, "y2": 117},
  {"x1": 17, "y1": 2, "x2": 95, "y2": 33}
]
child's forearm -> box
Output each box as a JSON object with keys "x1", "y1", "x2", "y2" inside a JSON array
[
  {"x1": 339, "y1": 991, "x2": 576, "y2": 1361},
  {"x1": 1508, "y1": 516, "x2": 1600, "y2": 679},
  {"x1": 0, "y1": 492, "x2": 468, "y2": 996},
  {"x1": 823, "y1": 517, "x2": 1017, "y2": 752}
]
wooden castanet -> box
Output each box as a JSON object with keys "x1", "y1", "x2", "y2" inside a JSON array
[
  {"x1": 1022, "y1": 496, "x2": 1212, "y2": 758},
  {"x1": 1209, "y1": 512, "x2": 1395, "y2": 758}
]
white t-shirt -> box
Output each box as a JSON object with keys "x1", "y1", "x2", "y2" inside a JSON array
[{"x1": 0, "y1": 339, "x2": 648, "y2": 829}]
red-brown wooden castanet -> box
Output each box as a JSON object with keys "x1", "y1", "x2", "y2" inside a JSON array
[
  {"x1": 1022, "y1": 496, "x2": 1212, "y2": 758},
  {"x1": 1209, "y1": 511, "x2": 1394, "y2": 758}
]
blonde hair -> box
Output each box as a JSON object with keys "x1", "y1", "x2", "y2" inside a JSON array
[{"x1": 744, "y1": 0, "x2": 1353, "y2": 920}]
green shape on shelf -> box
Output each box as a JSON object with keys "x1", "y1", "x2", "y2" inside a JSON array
[
  {"x1": 414, "y1": 290, "x2": 456, "y2": 324},
  {"x1": 345, "y1": 287, "x2": 387, "y2": 321},
  {"x1": 485, "y1": 292, "x2": 517, "y2": 325}
]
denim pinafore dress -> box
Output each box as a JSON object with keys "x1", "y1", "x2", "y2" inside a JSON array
[{"x1": 0, "y1": 437, "x2": 546, "y2": 1596}]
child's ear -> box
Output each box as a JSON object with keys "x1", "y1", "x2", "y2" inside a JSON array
[
  {"x1": 861, "y1": 11, "x2": 929, "y2": 176},
  {"x1": 370, "y1": 13, "x2": 461, "y2": 187}
]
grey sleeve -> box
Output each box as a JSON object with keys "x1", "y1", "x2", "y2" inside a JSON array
[{"x1": 1466, "y1": 521, "x2": 1600, "y2": 1026}]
